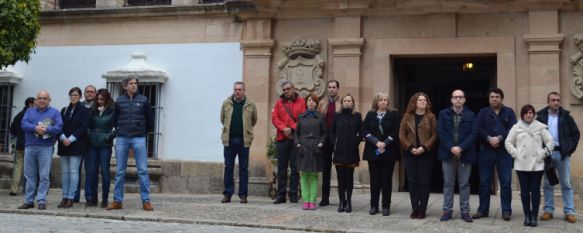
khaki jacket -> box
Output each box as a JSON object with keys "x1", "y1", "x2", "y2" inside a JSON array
[
  {"x1": 221, "y1": 96, "x2": 258, "y2": 147},
  {"x1": 318, "y1": 95, "x2": 341, "y2": 116},
  {"x1": 399, "y1": 112, "x2": 438, "y2": 151}
]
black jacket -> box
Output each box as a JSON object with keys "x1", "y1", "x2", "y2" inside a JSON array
[
  {"x1": 9, "y1": 107, "x2": 28, "y2": 150},
  {"x1": 88, "y1": 107, "x2": 116, "y2": 147},
  {"x1": 58, "y1": 103, "x2": 90, "y2": 156},
  {"x1": 331, "y1": 110, "x2": 363, "y2": 164},
  {"x1": 113, "y1": 94, "x2": 154, "y2": 137},
  {"x1": 363, "y1": 110, "x2": 400, "y2": 161},
  {"x1": 536, "y1": 107, "x2": 580, "y2": 160}
]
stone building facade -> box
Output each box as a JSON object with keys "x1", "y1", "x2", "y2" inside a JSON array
[{"x1": 1, "y1": 0, "x2": 583, "y2": 207}]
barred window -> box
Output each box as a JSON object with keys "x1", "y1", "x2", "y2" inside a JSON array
[
  {"x1": 0, "y1": 85, "x2": 15, "y2": 154},
  {"x1": 126, "y1": 0, "x2": 171, "y2": 6},
  {"x1": 107, "y1": 82, "x2": 162, "y2": 159},
  {"x1": 60, "y1": 0, "x2": 96, "y2": 9},
  {"x1": 199, "y1": 0, "x2": 225, "y2": 3}
]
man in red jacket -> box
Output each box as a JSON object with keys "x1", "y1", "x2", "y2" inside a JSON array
[{"x1": 272, "y1": 81, "x2": 306, "y2": 204}]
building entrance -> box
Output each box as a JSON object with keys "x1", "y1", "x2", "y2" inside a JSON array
[{"x1": 394, "y1": 56, "x2": 496, "y2": 194}]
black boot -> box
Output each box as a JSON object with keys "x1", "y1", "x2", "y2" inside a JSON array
[
  {"x1": 531, "y1": 215, "x2": 538, "y2": 227},
  {"x1": 337, "y1": 199, "x2": 345, "y2": 213},
  {"x1": 345, "y1": 199, "x2": 352, "y2": 213},
  {"x1": 524, "y1": 215, "x2": 531, "y2": 227},
  {"x1": 369, "y1": 206, "x2": 379, "y2": 215}
]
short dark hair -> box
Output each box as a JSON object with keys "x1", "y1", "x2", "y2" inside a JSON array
[
  {"x1": 123, "y1": 76, "x2": 139, "y2": 87},
  {"x1": 488, "y1": 87, "x2": 504, "y2": 100},
  {"x1": 305, "y1": 93, "x2": 319, "y2": 107},
  {"x1": 547, "y1": 91, "x2": 560, "y2": 102},
  {"x1": 520, "y1": 104, "x2": 536, "y2": 120},
  {"x1": 327, "y1": 80, "x2": 340, "y2": 89},
  {"x1": 69, "y1": 87, "x2": 82, "y2": 97},
  {"x1": 24, "y1": 97, "x2": 35, "y2": 106}
]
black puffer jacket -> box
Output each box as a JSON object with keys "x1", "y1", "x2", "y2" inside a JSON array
[
  {"x1": 536, "y1": 107, "x2": 580, "y2": 160},
  {"x1": 113, "y1": 94, "x2": 154, "y2": 137}
]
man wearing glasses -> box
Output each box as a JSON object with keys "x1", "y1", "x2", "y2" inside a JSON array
[
  {"x1": 437, "y1": 90, "x2": 477, "y2": 223},
  {"x1": 272, "y1": 81, "x2": 306, "y2": 204},
  {"x1": 18, "y1": 91, "x2": 63, "y2": 210}
]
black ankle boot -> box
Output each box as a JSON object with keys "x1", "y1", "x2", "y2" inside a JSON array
[
  {"x1": 530, "y1": 215, "x2": 537, "y2": 227},
  {"x1": 337, "y1": 200, "x2": 345, "y2": 212},
  {"x1": 524, "y1": 215, "x2": 531, "y2": 226},
  {"x1": 345, "y1": 200, "x2": 352, "y2": 213}
]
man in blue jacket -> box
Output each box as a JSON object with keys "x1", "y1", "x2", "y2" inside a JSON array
[
  {"x1": 472, "y1": 88, "x2": 516, "y2": 221},
  {"x1": 17, "y1": 91, "x2": 63, "y2": 210},
  {"x1": 437, "y1": 90, "x2": 477, "y2": 223}
]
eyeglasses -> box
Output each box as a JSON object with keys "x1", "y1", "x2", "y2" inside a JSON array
[
  {"x1": 283, "y1": 87, "x2": 292, "y2": 91},
  {"x1": 451, "y1": 96, "x2": 465, "y2": 99}
]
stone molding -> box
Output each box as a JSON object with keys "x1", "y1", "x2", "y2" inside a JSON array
[
  {"x1": 329, "y1": 38, "x2": 365, "y2": 56},
  {"x1": 0, "y1": 67, "x2": 22, "y2": 84},
  {"x1": 240, "y1": 39, "x2": 275, "y2": 57},
  {"x1": 523, "y1": 33, "x2": 564, "y2": 54},
  {"x1": 102, "y1": 54, "x2": 169, "y2": 83}
]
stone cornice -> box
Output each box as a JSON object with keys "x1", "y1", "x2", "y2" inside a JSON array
[
  {"x1": 524, "y1": 33, "x2": 564, "y2": 54},
  {"x1": 329, "y1": 38, "x2": 365, "y2": 56},
  {"x1": 241, "y1": 39, "x2": 275, "y2": 57},
  {"x1": 0, "y1": 69, "x2": 22, "y2": 84}
]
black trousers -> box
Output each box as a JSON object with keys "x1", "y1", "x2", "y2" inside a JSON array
[
  {"x1": 368, "y1": 160, "x2": 396, "y2": 208},
  {"x1": 516, "y1": 170, "x2": 544, "y2": 217},
  {"x1": 404, "y1": 152, "x2": 433, "y2": 212},
  {"x1": 321, "y1": 143, "x2": 333, "y2": 202},
  {"x1": 335, "y1": 166, "x2": 354, "y2": 202},
  {"x1": 276, "y1": 139, "x2": 299, "y2": 198}
]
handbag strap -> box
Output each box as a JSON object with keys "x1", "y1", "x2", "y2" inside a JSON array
[{"x1": 282, "y1": 102, "x2": 297, "y2": 123}]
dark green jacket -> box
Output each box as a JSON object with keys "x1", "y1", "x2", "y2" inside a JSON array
[{"x1": 88, "y1": 107, "x2": 116, "y2": 147}]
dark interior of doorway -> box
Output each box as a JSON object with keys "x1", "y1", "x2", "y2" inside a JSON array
[{"x1": 394, "y1": 56, "x2": 496, "y2": 194}]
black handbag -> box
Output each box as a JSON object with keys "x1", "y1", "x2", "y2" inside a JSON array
[{"x1": 544, "y1": 156, "x2": 560, "y2": 186}]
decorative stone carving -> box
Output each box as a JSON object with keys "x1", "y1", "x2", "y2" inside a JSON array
[
  {"x1": 570, "y1": 33, "x2": 583, "y2": 99},
  {"x1": 276, "y1": 37, "x2": 325, "y2": 98}
]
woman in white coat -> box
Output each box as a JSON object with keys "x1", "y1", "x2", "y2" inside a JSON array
[{"x1": 505, "y1": 104, "x2": 554, "y2": 227}]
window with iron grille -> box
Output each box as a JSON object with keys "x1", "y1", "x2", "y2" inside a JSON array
[
  {"x1": 0, "y1": 85, "x2": 15, "y2": 154},
  {"x1": 107, "y1": 82, "x2": 162, "y2": 159},
  {"x1": 60, "y1": 0, "x2": 96, "y2": 8},
  {"x1": 126, "y1": 0, "x2": 171, "y2": 6},
  {"x1": 199, "y1": 0, "x2": 225, "y2": 3}
]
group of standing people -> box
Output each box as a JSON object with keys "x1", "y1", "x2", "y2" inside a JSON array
[
  {"x1": 220, "y1": 79, "x2": 579, "y2": 226},
  {"x1": 10, "y1": 77, "x2": 156, "y2": 212}
]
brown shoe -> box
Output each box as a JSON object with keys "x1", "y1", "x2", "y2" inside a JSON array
[
  {"x1": 106, "y1": 201, "x2": 123, "y2": 210},
  {"x1": 565, "y1": 214, "x2": 576, "y2": 223},
  {"x1": 221, "y1": 195, "x2": 231, "y2": 203},
  {"x1": 540, "y1": 212, "x2": 553, "y2": 221},
  {"x1": 143, "y1": 202, "x2": 154, "y2": 211},
  {"x1": 240, "y1": 196, "x2": 248, "y2": 204},
  {"x1": 63, "y1": 199, "x2": 73, "y2": 208},
  {"x1": 57, "y1": 198, "x2": 67, "y2": 208}
]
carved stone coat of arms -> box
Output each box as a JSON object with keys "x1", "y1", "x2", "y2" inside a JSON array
[
  {"x1": 276, "y1": 37, "x2": 326, "y2": 98},
  {"x1": 570, "y1": 33, "x2": 583, "y2": 99}
]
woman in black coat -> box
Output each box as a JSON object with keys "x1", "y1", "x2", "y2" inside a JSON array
[
  {"x1": 331, "y1": 94, "x2": 363, "y2": 213},
  {"x1": 57, "y1": 87, "x2": 90, "y2": 208},
  {"x1": 363, "y1": 92, "x2": 400, "y2": 216}
]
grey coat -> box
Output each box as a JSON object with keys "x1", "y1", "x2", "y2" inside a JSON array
[{"x1": 295, "y1": 111, "x2": 327, "y2": 172}]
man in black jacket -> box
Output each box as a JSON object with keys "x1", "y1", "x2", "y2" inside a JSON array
[
  {"x1": 9, "y1": 97, "x2": 35, "y2": 196},
  {"x1": 537, "y1": 92, "x2": 580, "y2": 223},
  {"x1": 107, "y1": 77, "x2": 155, "y2": 211}
]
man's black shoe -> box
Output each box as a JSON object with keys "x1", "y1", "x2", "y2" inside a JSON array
[
  {"x1": 382, "y1": 207, "x2": 391, "y2": 216},
  {"x1": 319, "y1": 199, "x2": 329, "y2": 207},
  {"x1": 369, "y1": 207, "x2": 379, "y2": 215},
  {"x1": 38, "y1": 204, "x2": 46, "y2": 210},
  {"x1": 472, "y1": 212, "x2": 488, "y2": 219},
  {"x1": 17, "y1": 203, "x2": 34, "y2": 209},
  {"x1": 273, "y1": 196, "x2": 286, "y2": 204},
  {"x1": 221, "y1": 195, "x2": 231, "y2": 203},
  {"x1": 9, "y1": 192, "x2": 17, "y2": 196},
  {"x1": 502, "y1": 212, "x2": 511, "y2": 221},
  {"x1": 289, "y1": 196, "x2": 298, "y2": 203}
]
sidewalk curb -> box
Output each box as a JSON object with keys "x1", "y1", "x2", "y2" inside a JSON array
[{"x1": 0, "y1": 208, "x2": 346, "y2": 233}]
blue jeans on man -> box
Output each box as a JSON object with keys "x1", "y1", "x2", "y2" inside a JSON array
[
  {"x1": 60, "y1": 155, "x2": 83, "y2": 199},
  {"x1": 223, "y1": 138, "x2": 249, "y2": 197},
  {"x1": 113, "y1": 136, "x2": 150, "y2": 203},
  {"x1": 477, "y1": 147, "x2": 513, "y2": 216},
  {"x1": 85, "y1": 146, "x2": 112, "y2": 202},
  {"x1": 24, "y1": 146, "x2": 53, "y2": 205},
  {"x1": 543, "y1": 151, "x2": 576, "y2": 215},
  {"x1": 442, "y1": 158, "x2": 472, "y2": 213}
]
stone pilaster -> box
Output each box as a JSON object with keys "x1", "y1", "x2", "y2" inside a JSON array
[{"x1": 524, "y1": 11, "x2": 564, "y2": 109}]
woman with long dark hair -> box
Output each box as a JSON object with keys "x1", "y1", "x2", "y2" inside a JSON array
[
  {"x1": 399, "y1": 92, "x2": 437, "y2": 219},
  {"x1": 85, "y1": 89, "x2": 116, "y2": 208}
]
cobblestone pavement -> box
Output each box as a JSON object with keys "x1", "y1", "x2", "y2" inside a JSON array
[{"x1": 0, "y1": 190, "x2": 582, "y2": 233}]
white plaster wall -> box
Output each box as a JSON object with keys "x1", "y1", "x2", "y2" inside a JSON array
[{"x1": 11, "y1": 43, "x2": 242, "y2": 162}]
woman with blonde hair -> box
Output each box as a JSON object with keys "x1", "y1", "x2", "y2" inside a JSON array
[
  {"x1": 399, "y1": 92, "x2": 437, "y2": 219},
  {"x1": 363, "y1": 92, "x2": 400, "y2": 216}
]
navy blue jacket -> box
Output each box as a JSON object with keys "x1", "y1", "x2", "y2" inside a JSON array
[
  {"x1": 58, "y1": 103, "x2": 90, "y2": 156},
  {"x1": 113, "y1": 94, "x2": 154, "y2": 137},
  {"x1": 437, "y1": 107, "x2": 478, "y2": 163},
  {"x1": 475, "y1": 105, "x2": 517, "y2": 150}
]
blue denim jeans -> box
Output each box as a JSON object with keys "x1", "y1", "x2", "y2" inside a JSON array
[
  {"x1": 442, "y1": 158, "x2": 472, "y2": 213},
  {"x1": 24, "y1": 146, "x2": 53, "y2": 205},
  {"x1": 223, "y1": 138, "x2": 249, "y2": 197},
  {"x1": 60, "y1": 155, "x2": 83, "y2": 199},
  {"x1": 85, "y1": 146, "x2": 112, "y2": 202},
  {"x1": 477, "y1": 147, "x2": 513, "y2": 215},
  {"x1": 543, "y1": 151, "x2": 575, "y2": 214},
  {"x1": 113, "y1": 136, "x2": 150, "y2": 203}
]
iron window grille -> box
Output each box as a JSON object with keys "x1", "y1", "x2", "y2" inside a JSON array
[
  {"x1": 125, "y1": 0, "x2": 171, "y2": 6},
  {"x1": 0, "y1": 85, "x2": 15, "y2": 154},
  {"x1": 60, "y1": 0, "x2": 96, "y2": 9}
]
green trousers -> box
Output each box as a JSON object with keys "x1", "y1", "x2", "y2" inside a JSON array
[{"x1": 300, "y1": 172, "x2": 319, "y2": 203}]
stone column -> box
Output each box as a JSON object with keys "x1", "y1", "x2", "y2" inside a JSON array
[
  {"x1": 524, "y1": 11, "x2": 564, "y2": 109},
  {"x1": 240, "y1": 19, "x2": 274, "y2": 196}
]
